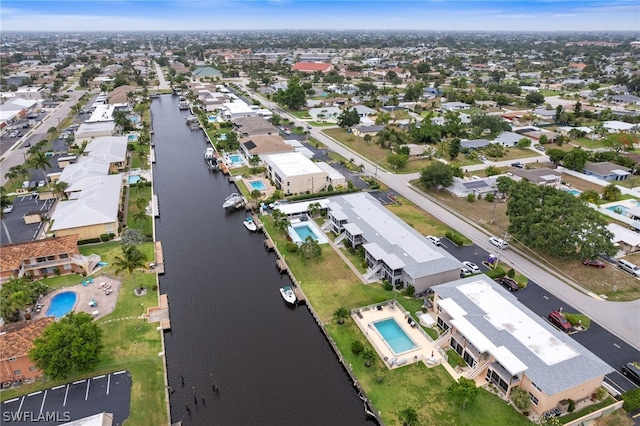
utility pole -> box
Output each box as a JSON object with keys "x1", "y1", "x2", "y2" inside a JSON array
[{"x1": 493, "y1": 232, "x2": 509, "y2": 269}]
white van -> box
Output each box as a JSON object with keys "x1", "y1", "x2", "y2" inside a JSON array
[{"x1": 618, "y1": 259, "x2": 640, "y2": 277}]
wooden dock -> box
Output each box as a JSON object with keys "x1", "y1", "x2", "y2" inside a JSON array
[
  {"x1": 147, "y1": 293, "x2": 171, "y2": 330},
  {"x1": 293, "y1": 287, "x2": 305, "y2": 304},
  {"x1": 264, "y1": 239, "x2": 274, "y2": 251},
  {"x1": 276, "y1": 258, "x2": 287, "y2": 273},
  {"x1": 154, "y1": 241, "x2": 165, "y2": 274}
]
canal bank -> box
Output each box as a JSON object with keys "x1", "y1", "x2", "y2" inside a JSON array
[{"x1": 151, "y1": 95, "x2": 371, "y2": 425}]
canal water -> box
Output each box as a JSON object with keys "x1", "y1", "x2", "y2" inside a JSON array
[{"x1": 152, "y1": 95, "x2": 371, "y2": 425}]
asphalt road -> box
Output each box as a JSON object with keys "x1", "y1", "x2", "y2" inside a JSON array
[{"x1": 2, "y1": 371, "x2": 131, "y2": 425}]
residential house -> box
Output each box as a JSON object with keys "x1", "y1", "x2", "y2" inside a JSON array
[
  {"x1": 232, "y1": 116, "x2": 280, "y2": 137},
  {"x1": 602, "y1": 121, "x2": 637, "y2": 133},
  {"x1": 508, "y1": 168, "x2": 562, "y2": 187},
  {"x1": 192, "y1": 67, "x2": 222, "y2": 78},
  {"x1": 606, "y1": 223, "x2": 640, "y2": 254},
  {"x1": 460, "y1": 139, "x2": 490, "y2": 150},
  {"x1": 239, "y1": 135, "x2": 294, "y2": 159},
  {"x1": 404, "y1": 144, "x2": 433, "y2": 160},
  {"x1": 352, "y1": 124, "x2": 385, "y2": 138},
  {"x1": 493, "y1": 131, "x2": 525, "y2": 148},
  {"x1": 583, "y1": 162, "x2": 631, "y2": 181},
  {"x1": 608, "y1": 94, "x2": 640, "y2": 106},
  {"x1": 441, "y1": 102, "x2": 470, "y2": 111},
  {"x1": 0, "y1": 317, "x2": 55, "y2": 384},
  {"x1": 447, "y1": 176, "x2": 499, "y2": 198},
  {"x1": 326, "y1": 192, "x2": 461, "y2": 293},
  {"x1": 0, "y1": 235, "x2": 98, "y2": 283},
  {"x1": 220, "y1": 101, "x2": 258, "y2": 120},
  {"x1": 352, "y1": 105, "x2": 377, "y2": 118},
  {"x1": 263, "y1": 152, "x2": 330, "y2": 195},
  {"x1": 308, "y1": 106, "x2": 341, "y2": 123},
  {"x1": 433, "y1": 276, "x2": 612, "y2": 416}
]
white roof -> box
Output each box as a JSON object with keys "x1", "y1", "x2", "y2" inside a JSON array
[
  {"x1": 84, "y1": 136, "x2": 128, "y2": 164},
  {"x1": 223, "y1": 101, "x2": 255, "y2": 115},
  {"x1": 86, "y1": 104, "x2": 116, "y2": 123},
  {"x1": 437, "y1": 297, "x2": 468, "y2": 319},
  {"x1": 314, "y1": 162, "x2": 345, "y2": 180},
  {"x1": 603, "y1": 120, "x2": 635, "y2": 131},
  {"x1": 264, "y1": 151, "x2": 324, "y2": 177},
  {"x1": 607, "y1": 223, "x2": 640, "y2": 246},
  {"x1": 275, "y1": 199, "x2": 330, "y2": 216}
]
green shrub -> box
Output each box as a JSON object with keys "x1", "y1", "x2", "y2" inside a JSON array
[
  {"x1": 351, "y1": 340, "x2": 364, "y2": 355},
  {"x1": 78, "y1": 238, "x2": 101, "y2": 245},
  {"x1": 361, "y1": 261, "x2": 368, "y2": 269},
  {"x1": 404, "y1": 285, "x2": 415, "y2": 297},
  {"x1": 285, "y1": 242, "x2": 299, "y2": 253},
  {"x1": 568, "y1": 399, "x2": 575, "y2": 412},
  {"x1": 466, "y1": 193, "x2": 475, "y2": 202},
  {"x1": 444, "y1": 231, "x2": 461, "y2": 246},
  {"x1": 507, "y1": 268, "x2": 515, "y2": 278},
  {"x1": 485, "y1": 193, "x2": 495, "y2": 202},
  {"x1": 485, "y1": 267, "x2": 506, "y2": 279},
  {"x1": 99, "y1": 233, "x2": 115, "y2": 242},
  {"x1": 383, "y1": 280, "x2": 393, "y2": 291},
  {"x1": 622, "y1": 388, "x2": 640, "y2": 411}
]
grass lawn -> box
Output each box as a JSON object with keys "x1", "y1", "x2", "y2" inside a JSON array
[
  {"x1": 485, "y1": 147, "x2": 542, "y2": 162},
  {"x1": 126, "y1": 185, "x2": 153, "y2": 237},
  {"x1": 322, "y1": 127, "x2": 434, "y2": 174},
  {"x1": 261, "y1": 217, "x2": 531, "y2": 425},
  {"x1": 1, "y1": 242, "x2": 167, "y2": 425},
  {"x1": 289, "y1": 110, "x2": 312, "y2": 119},
  {"x1": 571, "y1": 137, "x2": 609, "y2": 149},
  {"x1": 307, "y1": 121, "x2": 336, "y2": 127}
]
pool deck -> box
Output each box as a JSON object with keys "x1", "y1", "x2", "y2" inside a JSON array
[
  {"x1": 352, "y1": 302, "x2": 446, "y2": 370},
  {"x1": 33, "y1": 275, "x2": 121, "y2": 321}
]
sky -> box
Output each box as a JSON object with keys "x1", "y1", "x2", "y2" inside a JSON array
[{"x1": 1, "y1": 1, "x2": 639, "y2": 32}]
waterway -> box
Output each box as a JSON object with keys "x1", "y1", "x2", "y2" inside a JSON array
[{"x1": 151, "y1": 95, "x2": 371, "y2": 425}]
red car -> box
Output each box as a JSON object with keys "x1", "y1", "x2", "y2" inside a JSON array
[
  {"x1": 548, "y1": 311, "x2": 572, "y2": 332},
  {"x1": 582, "y1": 259, "x2": 606, "y2": 268}
]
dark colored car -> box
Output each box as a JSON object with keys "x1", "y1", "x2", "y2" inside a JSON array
[
  {"x1": 511, "y1": 162, "x2": 524, "y2": 168},
  {"x1": 582, "y1": 259, "x2": 606, "y2": 268},
  {"x1": 622, "y1": 362, "x2": 640, "y2": 386},
  {"x1": 548, "y1": 311, "x2": 572, "y2": 332},
  {"x1": 496, "y1": 277, "x2": 519, "y2": 292}
]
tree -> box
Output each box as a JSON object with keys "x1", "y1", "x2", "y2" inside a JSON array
[
  {"x1": 333, "y1": 307, "x2": 349, "y2": 324},
  {"x1": 546, "y1": 148, "x2": 566, "y2": 167},
  {"x1": 538, "y1": 134, "x2": 549, "y2": 145},
  {"x1": 517, "y1": 138, "x2": 531, "y2": 148},
  {"x1": 298, "y1": 237, "x2": 322, "y2": 260},
  {"x1": 29, "y1": 312, "x2": 103, "y2": 381},
  {"x1": 510, "y1": 387, "x2": 531, "y2": 413},
  {"x1": 361, "y1": 348, "x2": 376, "y2": 368},
  {"x1": 133, "y1": 210, "x2": 148, "y2": 227},
  {"x1": 337, "y1": 107, "x2": 360, "y2": 128},
  {"x1": 271, "y1": 209, "x2": 290, "y2": 233},
  {"x1": 398, "y1": 407, "x2": 419, "y2": 426},
  {"x1": 308, "y1": 202, "x2": 321, "y2": 218},
  {"x1": 602, "y1": 184, "x2": 621, "y2": 202},
  {"x1": 525, "y1": 91, "x2": 545, "y2": 106},
  {"x1": 120, "y1": 228, "x2": 147, "y2": 247},
  {"x1": 113, "y1": 245, "x2": 147, "y2": 277},
  {"x1": 28, "y1": 151, "x2": 52, "y2": 184},
  {"x1": 363, "y1": 134, "x2": 372, "y2": 145},
  {"x1": 419, "y1": 162, "x2": 454, "y2": 190},
  {"x1": 562, "y1": 148, "x2": 590, "y2": 172},
  {"x1": 387, "y1": 153, "x2": 409, "y2": 170},
  {"x1": 274, "y1": 75, "x2": 306, "y2": 110},
  {"x1": 448, "y1": 377, "x2": 479, "y2": 409},
  {"x1": 506, "y1": 180, "x2": 616, "y2": 260},
  {"x1": 448, "y1": 138, "x2": 461, "y2": 160},
  {"x1": 51, "y1": 180, "x2": 68, "y2": 200},
  {"x1": 0, "y1": 188, "x2": 13, "y2": 244},
  {"x1": 579, "y1": 190, "x2": 599, "y2": 204}
]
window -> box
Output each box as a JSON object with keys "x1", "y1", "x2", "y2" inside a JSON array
[
  {"x1": 60, "y1": 253, "x2": 69, "y2": 259},
  {"x1": 8, "y1": 357, "x2": 17, "y2": 362},
  {"x1": 531, "y1": 382, "x2": 542, "y2": 393},
  {"x1": 29, "y1": 366, "x2": 38, "y2": 372},
  {"x1": 13, "y1": 370, "x2": 22, "y2": 376},
  {"x1": 529, "y1": 392, "x2": 538, "y2": 405}
]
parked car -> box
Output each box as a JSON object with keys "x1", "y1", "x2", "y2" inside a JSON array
[
  {"x1": 582, "y1": 259, "x2": 606, "y2": 268},
  {"x1": 426, "y1": 235, "x2": 442, "y2": 246},
  {"x1": 548, "y1": 310, "x2": 572, "y2": 332},
  {"x1": 462, "y1": 261, "x2": 481, "y2": 274},
  {"x1": 622, "y1": 362, "x2": 640, "y2": 386},
  {"x1": 534, "y1": 144, "x2": 545, "y2": 152},
  {"x1": 2, "y1": 204, "x2": 14, "y2": 214},
  {"x1": 460, "y1": 267, "x2": 472, "y2": 278},
  {"x1": 489, "y1": 237, "x2": 508, "y2": 249},
  {"x1": 511, "y1": 162, "x2": 524, "y2": 169},
  {"x1": 496, "y1": 277, "x2": 519, "y2": 292}
]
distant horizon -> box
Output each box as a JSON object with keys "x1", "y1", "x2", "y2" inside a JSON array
[{"x1": 2, "y1": 1, "x2": 639, "y2": 33}]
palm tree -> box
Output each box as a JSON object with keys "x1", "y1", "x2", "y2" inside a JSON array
[
  {"x1": 272, "y1": 209, "x2": 290, "y2": 233},
  {"x1": 135, "y1": 197, "x2": 147, "y2": 211},
  {"x1": 4, "y1": 164, "x2": 28, "y2": 185},
  {"x1": 52, "y1": 181, "x2": 69, "y2": 200},
  {"x1": 113, "y1": 245, "x2": 147, "y2": 277},
  {"x1": 361, "y1": 348, "x2": 376, "y2": 368},
  {"x1": 0, "y1": 188, "x2": 13, "y2": 244},
  {"x1": 133, "y1": 210, "x2": 148, "y2": 227},
  {"x1": 333, "y1": 307, "x2": 349, "y2": 324},
  {"x1": 29, "y1": 151, "x2": 52, "y2": 186}
]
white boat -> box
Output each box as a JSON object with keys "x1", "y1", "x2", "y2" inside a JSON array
[
  {"x1": 178, "y1": 100, "x2": 189, "y2": 110},
  {"x1": 223, "y1": 193, "x2": 243, "y2": 209},
  {"x1": 204, "y1": 147, "x2": 215, "y2": 159},
  {"x1": 206, "y1": 158, "x2": 218, "y2": 170},
  {"x1": 243, "y1": 216, "x2": 258, "y2": 232},
  {"x1": 280, "y1": 286, "x2": 297, "y2": 305}
]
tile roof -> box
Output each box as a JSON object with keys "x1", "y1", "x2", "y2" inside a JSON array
[
  {"x1": 0, "y1": 235, "x2": 80, "y2": 271},
  {"x1": 0, "y1": 317, "x2": 55, "y2": 360},
  {"x1": 291, "y1": 62, "x2": 332, "y2": 72}
]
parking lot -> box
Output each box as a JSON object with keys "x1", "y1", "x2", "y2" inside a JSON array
[
  {"x1": 1, "y1": 192, "x2": 55, "y2": 244},
  {"x1": 2, "y1": 371, "x2": 131, "y2": 425}
]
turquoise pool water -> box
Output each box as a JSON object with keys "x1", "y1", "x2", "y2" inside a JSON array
[
  {"x1": 373, "y1": 318, "x2": 418, "y2": 355},
  {"x1": 128, "y1": 175, "x2": 141, "y2": 184},
  {"x1": 127, "y1": 115, "x2": 139, "y2": 123},
  {"x1": 294, "y1": 224, "x2": 317, "y2": 241},
  {"x1": 288, "y1": 222, "x2": 328, "y2": 245},
  {"x1": 46, "y1": 292, "x2": 77, "y2": 319},
  {"x1": 207, "y1": 115, "x2": 220, "y2": 122},
  {"x1": 228, "y1": 154, "x2": 243, "y2": 165},
  {"x1": 128, "y1": 134, "x2": 138, "y2": 142},
  {"x1": 607, "y1": 204, "x2": 630, "y2": 214},
  {"x1": 249, "y1": 180, "x2": 267, "y2": 191},
  {"x1": 564, "y1": 189, "x2": 581, "y2": 196}
]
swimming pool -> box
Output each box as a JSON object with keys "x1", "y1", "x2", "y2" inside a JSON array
[
  {"x1": 288, "y1": 221, "x2": 329, "y2": 245},
  {"x1": 207, "y1": 115, "x2": 220, "y2": 122},
  {"x1": 228, "y1": 154, "x2": 243, "y2": 165},
  {"x1": 373, "y1": 318, "x2": 418, "y2": 355},
  {"x1": 46, "y1": 292, "x2": 77, "y2": 319},
  {"x1": 563, "y1": 189, "x2": 581, "y2": 196},
  {"x1": 249, "y1": 180, "x2": 267, "y2": 191},
  {"x1": 127, "y1": 115, "x2": 139, "y2": 123},
  {"x1": 606, "y1": 204, "x2": 629, "y2": 215},
  {"x1": 127, "y1": 134, "x2": 138, "y2": 142},
  {"x1": 128, "y1": 175, "x2": 141, "y2": 184}
]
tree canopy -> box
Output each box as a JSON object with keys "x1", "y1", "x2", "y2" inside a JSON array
[
  {"x1": 0, "y1": 277, "x2": 49, "y2": 323},
  {"x1": 274, "y1": 75, "x2": 306, "y2": 110},
  {"x1": 30, "y1": 312, "x2": 103, "y2": 381},
  {"x1": 448, "y1": 377, "x2": 479, "y2": 409},
  {"x1": 506, "y1": 180, "x2": 616, "y2": 260},
  {"x1": 337, "y1": 107, "x2": 360, "y2": 128},
  {"x1": 419, "y1": 162, "x2": 455, "y2": 190}
]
